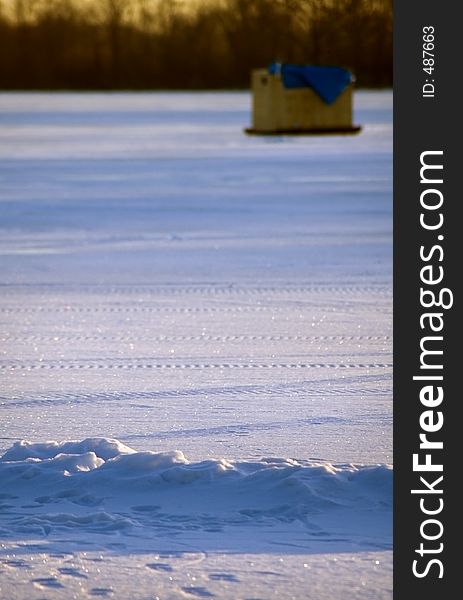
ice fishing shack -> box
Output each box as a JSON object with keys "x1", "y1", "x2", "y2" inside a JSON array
[{"x1": 245, "y1": 63, "x2": 361, "y2": 135}]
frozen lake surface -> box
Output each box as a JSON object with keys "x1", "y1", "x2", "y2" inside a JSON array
[{"x1": 0, "y1": 91, "x2": 392, "y2": 599}]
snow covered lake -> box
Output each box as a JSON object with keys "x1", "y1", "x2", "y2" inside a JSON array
[{"x1": 0, "y1": 91, "x2": 392, "y2": 599}]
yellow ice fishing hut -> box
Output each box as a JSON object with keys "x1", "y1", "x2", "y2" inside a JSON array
[{"x1": 246, "y1": 63, "x2": 361, "y2": 135}]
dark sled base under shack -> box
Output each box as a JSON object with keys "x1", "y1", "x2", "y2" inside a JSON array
[{"x1": 244, "y1": 125, "x2": 362, "y2": 136}]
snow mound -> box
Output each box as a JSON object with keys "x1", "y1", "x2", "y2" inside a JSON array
[
  {"x1": 1, "y1": 437, "x2": 392, "y2": 504},
  {"x1": 0, "y1": 438, "x2": 392, "y2": 549},
  {"x1": 2, "y1": 437, "x2": 135, "y2": 462}
]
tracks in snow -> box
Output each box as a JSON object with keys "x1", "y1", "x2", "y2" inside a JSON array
[
  {"x1": 0, "y1": 360, "x2": 392, "y2": 371},
  {"x1": 0, "y1": 283, "x2": 391, "y2": 296},
  {"x1": 2, "y1": 334, "x2": 390, "y2": 343}
]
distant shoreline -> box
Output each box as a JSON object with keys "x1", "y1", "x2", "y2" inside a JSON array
[{"x1": 0, "y1": 87, "x2": 393, "y2": 94}]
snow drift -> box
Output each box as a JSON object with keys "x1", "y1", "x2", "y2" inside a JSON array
[{"x1": 0, "y1": 437, "x2": 391, "y2": 552}]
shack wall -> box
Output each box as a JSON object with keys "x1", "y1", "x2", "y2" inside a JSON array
[{"x1": 251, "y1": 69, "x2": 352, "y2": 131}]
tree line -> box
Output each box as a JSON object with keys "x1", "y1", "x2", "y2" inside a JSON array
[{"x1": 0, "y1": 0, "x2": 392, "y2": 90}]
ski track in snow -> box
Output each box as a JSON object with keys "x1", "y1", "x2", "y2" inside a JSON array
[{"x1": 0, "y1": 91, "x2": 392, "y2": 599}]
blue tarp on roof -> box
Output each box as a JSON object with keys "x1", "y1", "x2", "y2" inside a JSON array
[{"x1": 268, "y1": 64, "x2": 353, "y2": 104}]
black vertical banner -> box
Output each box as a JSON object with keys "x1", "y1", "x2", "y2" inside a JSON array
[{"x1": 394, "y1": 2, "x2": 459, "y2": 598}]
